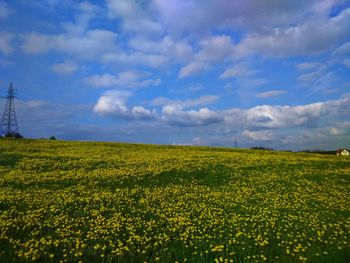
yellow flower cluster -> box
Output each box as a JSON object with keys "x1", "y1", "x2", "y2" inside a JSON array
[{"x1": 0, "y1": 138, "x2": 349, "y2": 262}]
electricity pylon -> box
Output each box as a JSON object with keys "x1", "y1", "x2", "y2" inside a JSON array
[{"x1": 1, "y1": 82, "x2": 20, "y2": 136}]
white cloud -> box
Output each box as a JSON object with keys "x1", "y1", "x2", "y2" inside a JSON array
[
  {"x1": 297, "y1": 68, "x2": 338, "y2": 93},
  {"x1": 242, "y1": 130, "x2": 275, "y2": 141},
  {"x1": 141, "y1": 78, "x2": 162, "y2": 87},
  {"x1": 179, "y1": 61, "x2": 209, "y2": 78},
  {"x1": 93, "y1": 90, "x2": 156, "y2": 120},
  {"x1": 151, "y1": 95, "x2": 222, "y2": 127},
  {"x1": 221, "y1": 94, "x2": 350, "y2": 134},
  {"x1": 332, "y1": 41, "x2": 350, "y2": 56},
  {"x1": 101, "y1": 52, "x2": 169, "y2": 68},
  {"x1": 85, "y1": 73, "x2": 117, "y2": 87},
  {"x1": 298, "y1": 71, "x2": 323, "y2": 84},
  {"x1": 152, "y1": 93, "x2": 350, "y2": 130},
  {"x1": 21, "y1": 32, "x2": 51, "y2": 54},
  {"x1": 107, "y1": 0, "x2": 163, "y2": 36},
  {"x1": 85, "y1": 71, "x2": 161, "y2": 88},
  {"x1": 131, "y1": 106, "x2": 155, "y2": 119},
  {"x1": 179, "y1": 35, "x2": 235, "y2": 78},
  {"x1": 21, "y1": 2, "x2": 117, "y2": 59},
  {"x1": 153, "y1": 0, "x2": 317, "y2": 36},
  {"x1": 152, "y1": 95, "x2": 220, "y2": 108},
  {"x1": 220, "y1": 65, "x2": 255, "y2": 79},
  {"x1": 90, "y1": 92, "x2": 350, "y2": 149},
  {"x1": 0, "y1": 31, "x2": 13, "y2": 55},
  {"x1": 255, "y1": 90, "x2": 287, "y2": 98},
  {"x1": 129, "y1": 36, "x2": 193, "y2": 63},
  {"x1": 296, "y1": 62, "x2": 329, "y2": 86},
  {"x1": 22, "y1": 30, "x2": 118, "y2": 59},
  {"x1": 235, "y1": 8, "x2": 350, "y2": 57},
  {"x1": 76, "y1": 1, "x2": 101, "y2": 23},
  {"x1": 197, "y1": 35, "x2": 235, "y2": 62},
  {"x1": 94, "y1": 94, "x2": 222, "y2": 126},
  {"x1": 61, "y1": 1, "x2": 102, "y2": 34},
  {"x1": 328, "y1": 127, "x2": 341, "y2": 136},
  {"x1": 245, "y1": 103, "x2": 324, "y2": 129},
  {"x1": 162, "y1": 106, "x2": 222, "y2": 126},
  {"x1": 93, "y1": 90, "x2": 130, "y2": 117},
  {"x1": 295, "y1": 62, "x2": 325, "y2": 71},
  {"x1": 52, "y1": 61, "x2": 78, "y2": 74},
  {"x1": 311, "y1": 0, "x2": 343, "y2": 15},
  {"x1": 153, "y1": 0, "x2": 220, "y2": 36}
]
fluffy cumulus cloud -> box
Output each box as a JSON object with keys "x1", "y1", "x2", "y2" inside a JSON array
[
  {"x1": 226, "y1": 94, "x2": 350, "y2": 131},
  {"x1": 93, "y1": 92, "x2": 350, "y2": 137},
  {"x1": 93, "y1": 90, "x2": 130, "y2": 117},
  {"x1": 93, "y1": 93, "x2": 222, "y2": 125},
  {"x1": 93, "y1": 90, "x2": 156, "y2": 120},
  {"x1": 91, "y1": 91, "x2": 350, "y2": 149}
]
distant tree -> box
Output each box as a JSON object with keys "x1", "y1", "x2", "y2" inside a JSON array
[
  {"x1": 49, "y1": 136, "x2": 56, "y2": 140},
  {"x1": 300, "y1": 149, "x2": 336, "y2": 155},
  {"x1": 4, "y1": 132, "x2": 23, "y2": 138},
  {"x1": 251, "y1": 146, "x2": 273, "y2": 151},
  {"x1": 14, "y1": 133, "x2": 23, "y2": 138}
]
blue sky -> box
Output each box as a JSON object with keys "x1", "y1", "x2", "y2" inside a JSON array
[{"x1": 0, "y1": 0, "x2": 350, "y2": 150}]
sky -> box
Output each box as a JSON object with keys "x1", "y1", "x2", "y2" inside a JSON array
[{"x1": 0, "y1": 0, "x2": 350, "y2": 150}]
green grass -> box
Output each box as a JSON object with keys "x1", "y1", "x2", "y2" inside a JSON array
[{"x1": 0, "y1": 138, "x2": 349, "y2": 262}]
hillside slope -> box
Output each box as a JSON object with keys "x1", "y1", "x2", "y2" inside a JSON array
[{"x1": 0, "y1": 139, "x2": 349, "y2": 262}]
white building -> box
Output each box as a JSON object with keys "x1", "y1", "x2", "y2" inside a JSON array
[{"x1": 336, "y1": 149, "x2": 350, "y2": 156}]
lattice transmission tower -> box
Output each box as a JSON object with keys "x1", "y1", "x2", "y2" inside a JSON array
[{"x1": 1, "y1": 82, "x2": 20, "y2": 136}]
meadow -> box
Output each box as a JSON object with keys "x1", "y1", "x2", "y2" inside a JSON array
[{"x1": 0, "y1": 138, "x2": 349, "y2": 262}]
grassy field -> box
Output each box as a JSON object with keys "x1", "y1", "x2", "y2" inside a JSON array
[{"x1": 0, "y1": 138, "x2": 349, "y2": 262}]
